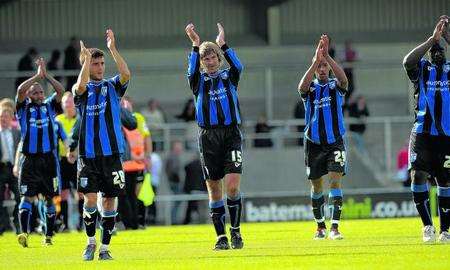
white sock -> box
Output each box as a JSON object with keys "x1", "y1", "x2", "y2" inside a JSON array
[
  {"x1": 87, "y1": 237, "x2": 96, "y2": 245},
  {"x1": 99, "y1": 244, "x2": 109, "y2": 252}
]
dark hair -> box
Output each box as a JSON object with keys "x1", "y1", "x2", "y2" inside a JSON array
[{"x1": 88, "y1": 48, "x2": 105, "y2": 59}]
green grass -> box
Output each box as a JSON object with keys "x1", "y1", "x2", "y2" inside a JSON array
[{"x1": 0, "y1": 217, "x2": 449, "y2": 270}]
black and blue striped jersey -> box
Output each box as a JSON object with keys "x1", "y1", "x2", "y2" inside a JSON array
[
  {"x1": 405, "y1": 59, "x2": 450, "y2": 136},
  {"x1": 187, "y1": 44, "x2": 243, "y2": 128},
  {"x1": 301, "y1": 78, "x2": 346, "y2": 144},
  {"x1": 16, "y1": 93, "x2": 60, "y2": 154},
  {"x1": 74, "y1": 75, "x2": 128, "y2": 158}
]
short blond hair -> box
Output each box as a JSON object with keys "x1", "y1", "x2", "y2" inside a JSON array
[
  {"x1": 0, "y1": 98, "x2": 15, "y2": 112},
  {"x1": 199, "y1": 41, "x2": 223, "y2": 71}
]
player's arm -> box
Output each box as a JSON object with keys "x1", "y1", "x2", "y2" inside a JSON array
[
  {"x1": 298, "y1": 39, "x2": 323, "y2": 94},
  {"x1": 322, "y1": 35, "x2": 348, "y2": 90},
  {"x1": 439, "y1": 15, "x2": 450, "y2": 44},
  {"x1": 67, "y1": 118, "x2": 80, "y2": 164},
  {"x1": 106, "y1": 29, "x2": 131, "y2": 85},
  {"x1": 72, "y1": 41, "x2": 91, "y2": 96},
  {"x1": 185, "y1": 23, "x2": 201, "y2": 92},
  {"x1": 16, "y1": 57, "x2": 46, "y2": 103},
  {"x1": 43, "y1": 62, "x2": 65, "y2": 102},
  {"x1": 12, "y1": 141, "x2": 23, "y2": 177},
  {"x1": 216, "y1": 23, "x2": 243, "y2": 84},
  {"x1": 120, "y1": 107, "x2": 137, "y2": 130},
  {"x1": 403, "y1": 19, "x2": 446, "y2": 71}
]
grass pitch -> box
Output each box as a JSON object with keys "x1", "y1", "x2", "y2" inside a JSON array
[{"x1": 0, "y1": 217, "x2": 449, "y2": 270}]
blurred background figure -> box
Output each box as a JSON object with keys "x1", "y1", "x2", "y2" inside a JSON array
[
  {"x1": 341, "y1": 40, "x2": 358, "y2": 106},
  {"x1": 348, "y1": 95, "x2": 370, "y2": 154},
  {"x1": 15, "y1": 47, "x2": 38, "y2": 89},
  {"x1": 147, "y1": 152, "x2": 162, "y2": 225},
  {"x1": 254, "y1": 115, "x2": 273, "y2": 148},
  {"x1": 176, "y1": 98, "x2": 197, "y2": 150},
  {"x1": 293, "y1": 101, "x2": 305, "y2": 146},
  {"x1": 47, "y1": 49, "x2": 61, "y2": 82},
  {"x1": 142, "y1": 99, "x2": 166, "y2": 151},
  {"x1": 165, "y1": 140, "x2": 183, "y2": 224},
  {"x1": 63, "y1": 37, "x2": 80, "y2": 91},
  {"x1": 183, "y1": 154, "x2": 206, "y2": 224}
]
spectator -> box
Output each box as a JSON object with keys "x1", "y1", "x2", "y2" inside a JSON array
[
  {"x1": 0, "y1": 98, "x2": 18, "y2": 129},
  {"x1": 15, "y1": 47, "x2": 38, "y2": 89},
  {"x1": 142, "y1": 99, "x2": 166, "y2": 151},
  {"x1": 47, "y1": 49, "x2": 61, "y2": 82},
  {"x1": 177, "y1": 99, "x2": 198, "y2": 150},
  {"x1": 254, "y1": 115, "x2": 273, "y2": 148},
  {"x1": 165, "y1": 140, "x2": 183, "y2": 224},
  {"x1": 0, "y1": 106, "x2": 21, "y2": 235},
  {"x1": 63, "y1": 36, "x2": 80, "y2": 91},
  {"x1": 183, "y1": 154, "x2": 206, "y2": 224},
  {"x1": 293, "y1": 101, "x2": 305, "y2": 146},
  {"x1": 341, "y1": 40, "x2": 358, "y2": 106},
  {"x1": 348, "y1": 95, "x2": 369, "y2": 154},
  {"x1": 396, "y1": 142, "x2": 410, "y2": 187},
  {"x1": 147, "y1": 152, "x2": 162, "y2": 225}
]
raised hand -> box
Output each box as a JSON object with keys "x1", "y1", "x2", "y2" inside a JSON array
[
  {"x1": 185, "y1": 23, "x2": 200, "y2": 46},
  {"x1": 106, "y1": 29, "x2": 116, "y2": 50},
  {"x1": 432, "y1": 18, "x2": 446, "y2": 42},
  {"x1": 35, "y1": 57, "x2": 46, "y2": 79},
  {"x1": 216, "y1": 23, "x2": 225, "y2": 47},
  {"x1": 313, "y1": 39, "x2": 324, "y2": 64},
  {"x1": 321, "y1": 34, "x2": 330, "y2": 57},
  {"x1": 79, "y1": 40, "x2": 91, "y2": 63}
]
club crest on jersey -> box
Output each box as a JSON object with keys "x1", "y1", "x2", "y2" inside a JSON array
[
  {"x1": 80, "y1": 177, "x2": 88, "y2": 188},
  {"x1": 329, "y1": 80, "x2": 336, "y2": 89},
  {"x1": 101, "y1": 86, "x2": 108, "y2": 96},
  {"x1": 444, "y1": 64, "x2": 450, "y2": 73},
  {"x1": 220, "y1": 72, "x2": 228, "y2": 80},
  {"x1": 29, "y1": 107, "x2": 35, "y2": 113},
  {"x1": 40, "y1": 106, "x2": 47, "y2": 113},
  {"x1": 20, "y1": 185, "x2": 27, "y2": 194},
  {"x1": 427, "y1": 66, "x2": 435, "y2": 71},
  {"x1": 204, "y1": 76, "x2": 211, "y2": 81}
]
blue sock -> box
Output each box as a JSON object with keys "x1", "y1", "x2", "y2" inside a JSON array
[
  {"x1": 437, "y1": 186, "x2": 450, "y2": 232},
  {"x1": 227, "y1": 193, "x2": 242, "y2": 233},
  {"x1": 411, "y1": 183, "x2": 432, "y2": 226},
  {"x1": 329, "y1": 189, "x2": 343, "y2": 229},
  {"x1": 18, "y1": 199, "x2": 32, "y2": 234},
  {"x1": 311, "y1": 192, "x2": 326, "y2": 228},
  {"x1": 209, "y1": 200, "x2": 226, "y2": 237}
]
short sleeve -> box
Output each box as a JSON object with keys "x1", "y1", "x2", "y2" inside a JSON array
[{"x1": 108, "y1": 75, "x2": 129, "y2": 97}]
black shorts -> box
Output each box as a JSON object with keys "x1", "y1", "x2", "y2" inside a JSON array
[
  {"x1": 19, "y1": 153, "x2": 58, "y2": 197},
  {"x1": 60, "y1": 157, "x2": 77, "y2": 190},
  {"x1": 198, "y1": 126, "x2": 243, "y2": 180},
  {"x1": 409, "y1": 133, "x2": 450, "y2": 182},
  {"x1": 304, "y1": 137, "x2": 347, "y2": 180},
  {"x1": 77, "y1": 154, "x2": 124, "y2": 197}
]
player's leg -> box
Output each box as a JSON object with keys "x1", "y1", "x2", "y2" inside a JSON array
[
  {"x1": 77, "y1": 192, "x2": 85, "y2": 231},
  {"x1": 206, "y1": 179, "x2": 229, "y2": 250},
  {"x1": 81, "y1": 192, "x2": 98, "y2": 260},
  {"x1": 59, "y1": 189, "x2": 70, "y2": 232},
  {"x1": 17, "y1": 195, "x2": 36, "y2": 247},
  {"x1": 223, "y1": 127, "x2": 244, "y2": 249},
  {"x1": 199, "y1": 128, "x2": 229, "y2": 250},
  {"x1": 328, "y1": 172, "x2": 344, "y2": 240},
  {"x1": 97, "y1": 155, "x2": 125, "y2": 260},
  {"x1": 435, "y1": 138, "x2": 450, "y2": 243},
  {"x1": 99, "y1": 196, "x2": 117, "y2": 260},
  {"x1": 310, "y1": 177, "x2": 326, "y2": 239},
  {"x1": 225, "y1": 173, "x2": 243, "y2": 249},
  {"x1": 326, "y1": 139, "x2": 346, "y2": 240},
  {"x1": 409, "y1": 133, "x2": 435, "y2": 242},
  {"x1": 42, "y1": 195, "x2": 56, "y2": 245},
  {"x1": 17, "y1": 155, "x2": 40, "y2": 247},
  {"x1": 305, "y1": 139, "x2": 328, "y2": 239}
]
